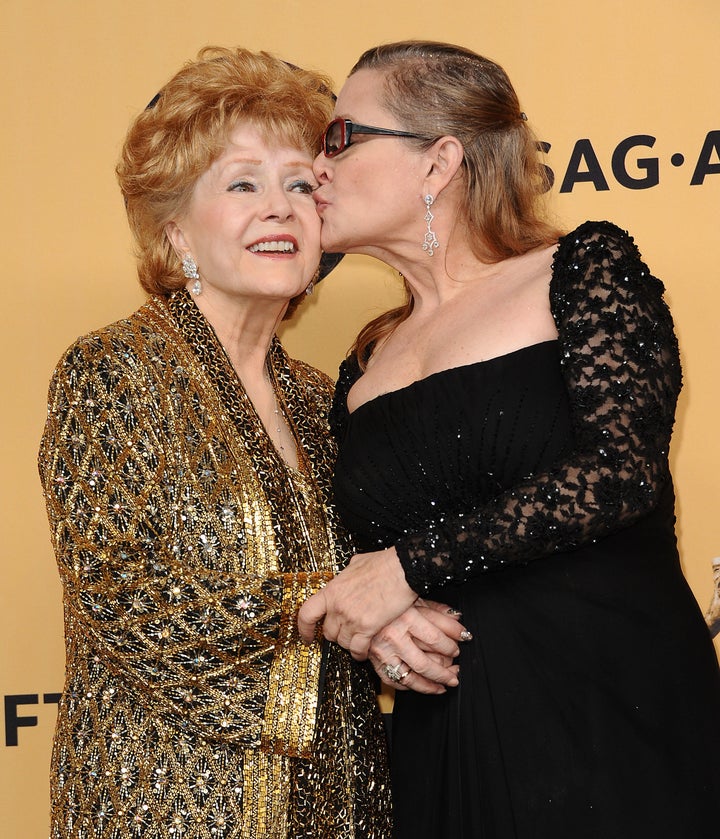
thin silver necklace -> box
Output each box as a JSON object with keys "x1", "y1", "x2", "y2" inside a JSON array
[{"x1": 272, "y1": 390, "x2": 287, "y2": 457}]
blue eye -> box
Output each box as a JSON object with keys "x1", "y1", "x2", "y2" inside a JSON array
[
  {"x1": 228, "y1": 180, "x2": 256, "y2": 192},
  {"x1": 289, "y1": 179, "x2": 316, "y2": 194}
]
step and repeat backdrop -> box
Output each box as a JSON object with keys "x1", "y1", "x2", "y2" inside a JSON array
[{"x1": 2, "y1": 1, "x2": 718, "y2": 835}]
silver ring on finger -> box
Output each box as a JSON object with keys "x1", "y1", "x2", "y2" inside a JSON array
[{"x1": 383, "y1": 662, "x2": 411, "y2": 683}]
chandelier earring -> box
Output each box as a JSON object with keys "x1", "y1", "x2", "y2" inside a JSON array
[
  {"x1": 422, "y1": 194, "x2": 439, "y2": 256},
  {"x1": 182, "y1": 253, "x2": 202, "y2": 296}
]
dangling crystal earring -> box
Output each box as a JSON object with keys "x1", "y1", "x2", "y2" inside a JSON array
[
  {"x1": 305, "y1": 268, "x2": 320, "y2": 295},
  {"x1": 182, "y1": 253, "x2": 202, "y2": 295},
  {"x1": 422, "y1": 194, "x2": 439, "y2": 256}
]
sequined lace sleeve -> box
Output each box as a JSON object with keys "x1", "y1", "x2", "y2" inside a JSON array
[
  {"x1": 38, "y1": 334, "x2": 331, "y2": 745},
  {"x1": 395, "y1": 221, "x2": 682, "y2": 593}
]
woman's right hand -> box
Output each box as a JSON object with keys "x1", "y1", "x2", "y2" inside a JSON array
[{"x1": 368, "y1": 599, "x2": 471, "y2": 694}]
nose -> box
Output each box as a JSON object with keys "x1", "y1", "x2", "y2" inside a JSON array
[
  {"x1": 313, "y1": 150, "x2": 332, "y2": 183},
  {"x1": 262, "y1": 183, "x2": 295, "y2": 222}
]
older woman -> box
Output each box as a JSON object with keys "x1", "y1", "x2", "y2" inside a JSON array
[
  {"x1": 38, "y1": 47, "x2": 392, "y2": 838},
  {"x1": 299, "y1": 40, "x2": 720, "y2": 839}
]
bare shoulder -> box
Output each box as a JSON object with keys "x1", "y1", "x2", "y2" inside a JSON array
[
  {"x1": 509, "y1": 241, "x2": 557, "y2": 291},
  {"x1": 434, "y1": 244, "x2": 558, "y2": 362}
]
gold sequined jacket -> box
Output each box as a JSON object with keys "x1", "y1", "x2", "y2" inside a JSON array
[{"x1": 39, "y1": 291, "x2": 391, "y2": 838}]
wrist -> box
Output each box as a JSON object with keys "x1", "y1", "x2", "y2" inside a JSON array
[{"x1": 384, "y1": 546, "x2": 419, "y2": 601}]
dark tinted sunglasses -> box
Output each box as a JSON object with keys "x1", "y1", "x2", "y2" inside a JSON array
[{"x1": 322, "y1": 117, "x2": 427, "y2": 157}]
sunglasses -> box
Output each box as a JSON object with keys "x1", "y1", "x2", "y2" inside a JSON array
[{"x1": 322, "y1": 117, "x2": 428, "y2": 157}]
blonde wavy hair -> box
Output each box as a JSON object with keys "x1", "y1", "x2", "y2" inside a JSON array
[
  {"x1": 116, "y1": 46, "x2": 335, "y2": 305},
  {"x1": 348, "y1": 40, "x2": 562, "y2": 364}
]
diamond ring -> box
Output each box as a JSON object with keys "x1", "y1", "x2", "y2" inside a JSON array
[{"x1": 383, "y1": 662, "x2": 411, "y2": 683}]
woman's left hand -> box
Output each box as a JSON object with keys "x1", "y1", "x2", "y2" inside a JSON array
[
  {"x1": 369, "y1": 599, "x2": 468, "y2": 694},
  {"x1": 297, "y1": 546, "x2": 418, "y2": 659}
]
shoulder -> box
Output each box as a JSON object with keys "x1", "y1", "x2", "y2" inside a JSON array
[
  {"x1": 549, "y1": 222, "x2": 678, "y2": 363},
  {"x1": 554, "y1": 220, "x2": 644, "y2": 266},
  {"x1": 333, "y1": 354, "x2": 363, "y2": 411},
  {"x1": 47, "y1": 302, "x2": 162, "y2": 393},
  {"x1": 328, "y1": 354, "x2": 363, "y2": 439},
  {"x1": 551, "y1": 220, "x2": 665, "y2": 306},
  {"x1": 337, "y1": 354, "x2": 362, "y2": 389}
]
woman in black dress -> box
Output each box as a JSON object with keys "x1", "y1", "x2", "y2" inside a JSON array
[{"x1": 298, "y1": 40, "x2": 720, "y2": 838}]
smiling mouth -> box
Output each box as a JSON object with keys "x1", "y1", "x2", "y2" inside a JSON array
[{"x1": 248, "y1": 240, "x2": 297, "y2": 253}]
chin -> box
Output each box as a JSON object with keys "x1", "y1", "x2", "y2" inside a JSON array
[
  {"x1": 321, "y1": 232, "x2": 359, "y2": 254},
  {"x1": 320, "y1": 222, "x2": 348, "y2": 254}
]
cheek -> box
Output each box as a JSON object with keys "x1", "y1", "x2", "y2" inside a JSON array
[
  {"x1": 184, "y1": 206, "x2": 229, "y2": 255},
  {"x1": 333, "y1": 158, "x2": 366, "y2": 195},
  {"x1": 300, "y1": 204, "x2": 322, "y2": 240},
  {"x1": 344, "y1": 161, "x2": 394, "y2": 213}
]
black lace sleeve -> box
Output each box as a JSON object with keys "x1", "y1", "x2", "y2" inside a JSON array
[{"x1": 395, "y1": 221, "x2": 682, "y2": 594}]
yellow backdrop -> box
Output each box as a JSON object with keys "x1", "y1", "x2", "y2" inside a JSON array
[{"x1": 2, "y1": 1, "x2": 718, "y2": 835}]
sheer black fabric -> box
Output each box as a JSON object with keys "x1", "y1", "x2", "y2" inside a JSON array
[{"x1": 331, "y1": 221, "x2": 720, "y2": 837}]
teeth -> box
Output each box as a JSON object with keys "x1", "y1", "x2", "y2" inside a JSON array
[{"x1": 248, "y1": 241, "x2": 296, "y2": 253}]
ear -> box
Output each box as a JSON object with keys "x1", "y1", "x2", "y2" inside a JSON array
[
  {"x1": 165, "y1": 220, "x2": 190, "y2": 258},
  {"x1": 423, "y1": 135, "x2": 464, "y2": 196}
]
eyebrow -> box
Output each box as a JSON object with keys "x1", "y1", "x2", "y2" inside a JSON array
[
  {"x1": 222, "y1": 157, "x2": 262, "y2": 166},
  {"x1": 218, "y1": 156, "x2": 314, "y2": 172}
]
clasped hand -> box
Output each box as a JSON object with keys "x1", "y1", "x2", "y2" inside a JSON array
[{"x1": 297, "y1": 547, "x2": 468, "y2": 694}]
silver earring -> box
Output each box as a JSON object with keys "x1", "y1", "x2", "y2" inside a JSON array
[
  {"x1": 305, "y1": 268, "x2": 320, "y2": 295},
  {"x1": 182, "y1": 253, "x2": 202, "y2": 295},
  {"x1": 422, "y1": 194, "x2": 439, "y2": 256}
]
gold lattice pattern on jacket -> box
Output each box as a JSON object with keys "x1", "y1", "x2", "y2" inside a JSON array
[{"x1": 39, "y1": 291, "x2": 391, "y2": 838}]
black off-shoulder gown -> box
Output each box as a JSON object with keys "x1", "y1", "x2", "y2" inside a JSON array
[{"x1": 331, "y1": 222, "x2": 720, "y2": 838}]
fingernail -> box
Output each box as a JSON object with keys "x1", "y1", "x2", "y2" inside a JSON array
[
  {"x1": 460, "y1": 630, "x2": 473, "y2": 642},
  {"x1": 447, "y1": 608, "x2": 462, "y2": 616}
]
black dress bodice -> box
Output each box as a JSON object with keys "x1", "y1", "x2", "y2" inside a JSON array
[{"x1": 334, "y1": 341, "x2": 572, "y2": 555}]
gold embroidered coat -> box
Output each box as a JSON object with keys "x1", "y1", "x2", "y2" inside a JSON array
[{"x1": 39, "y1": 291, "x2": 391, "y2": 838}]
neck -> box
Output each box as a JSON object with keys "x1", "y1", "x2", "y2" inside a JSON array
[
  {"x1": 366, "y1": 235, "x2": 501, "y2": 313},
  {"x1": 188, "y1": 286, "x2": 288, "y2": 379},
  {"x1": 185, "y1": 285, "x2": 300, "y2": 470}
]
